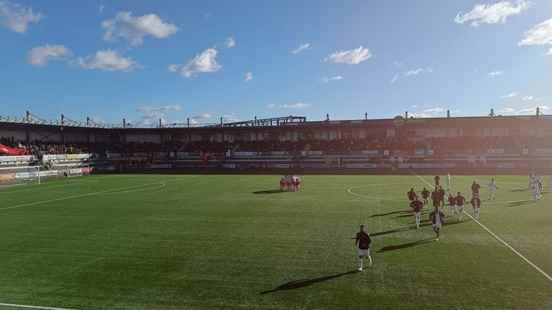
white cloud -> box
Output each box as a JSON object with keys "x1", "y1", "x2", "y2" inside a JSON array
[
  {"x1": 522, "y1": 95, "x2": 534, "y2": 101},
  {"x1": 222, "y1": 114, "x2": 240, "y2": 123},
  {"x1": 324, "y1": 46, "x2": 372, "y2": 64},
  {"x1": 501, "y1": 92, "x2": 518, "y2": 99},
  {"x1": 391, "y1": 67, "x2": 432, "y2": 83},
  {"x1": 488, "y1": 70, "x2": 503, "y2": 77},
  {"x1": 291, "y1": 43, "x2": 311, "y2": 54},
  {"x1": 136, "y1": 104, "x2": 182, "y2": 125},
  {"x1": 169, "y1": 48, "x2": 221, "y2": 78},
  {"x1": 189, "y1": 113, "x2": 213, "y2": 125},
  {"x1": 547, "y1": 48, "x2": 552, "y2": 55},
  {"x1": 411, "y1": 107, "x2": 446, "y2": 118},
  {"x1": 455, "y1": 1, "x2": 531, "y2": 27},
  {"x1": 268, "y1": 102, "x2": 311, "y2": 109},
  {"x1": 27, "y1": 44, "x2": 72, "y2": 67},
  {"x1": 500, "y1": 105, "x2": 549, "y2": 115},
  {"x1": 102, "y1": 11, "x2": 178, "y2": 46},
  {"x1": 99, "y1": 4, "x2": 105, "y2": 14},
  {"x1": 519, "y1": 18, "x2": 552, "y2": 47},
  {"x1": 322, "y1": 75, "x2": 343, "y2": 83},
  {"x1": 0, "y1": 0, "x2": 42, "y2": 33},
  {"x1": 226, "y1": 36, "x2": 236, "y2": 48},
  {"x1": 76, "y1": 50, "x2": 139, "y2": 71},
  {"x1": 244, "y1": 71, "x2": 253, "y2": 82}
]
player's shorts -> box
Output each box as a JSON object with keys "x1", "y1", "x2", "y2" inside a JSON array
[
  {"x1": 472, "y1": 193, "x2": 480, "y2": 199},
  {"x1": 357, "y1": 248, "x2": 370, "y2": 257},
  {"x1": 457, "y1": 205, "x2": 464, "y2": 212}
]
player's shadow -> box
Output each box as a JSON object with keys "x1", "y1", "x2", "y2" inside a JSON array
[
  {"x1": 510, "y1": 188, "x2": 529, "y2": 192},
  {"x1": 253, "y1": 189, "x2": 285, "y2": 194},
  {"x1": 395, "y1": 211, "x2": 428, "y2": 218},
  {"x1": 260, "y1": 270, "x2": 359, "y2": 294},
  {"x1": 377, "y1": 238, "x2": 436, "y2": 253},
  {"x1": 370, "y1": 210, "x2": 411, "y2": 217},
  {"x1": 506, "y1": 200, "x2": 536, "y2": 207}
]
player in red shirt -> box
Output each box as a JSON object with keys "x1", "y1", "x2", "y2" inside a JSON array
[
  {"x1": 438, "y1": 186, "x2": 446, "y2": 208},
  {"x1": 407, "y1": 187, "x2": 417, "y2": 202},
  {"x1": 447, "y1": 193, "x2": 456, "y2": 215},
  {"x1": 471, "y1": 181, "x2": 481, "y2": 199},
  {"x1": 279, "y1": 177, "x2": 286, "y2": 192},
  {"x1": 354, "y1": 224, "x2": 372, "y2": 271},
  {"x1": 421, "y1": 187, "x2": 430, "y2": 205},
  {"x1": 431, "y1": 188, "x2": 440, "y2": 209},
  {"x1": 471, "y1": 197, "x2": 481, "y2": 219},
  {"x1": 455, "y1": 192, "x2": 466, "y2": 221},
  {"x1": 410, "y1": 197, "x2": 424, "y2": 229}
]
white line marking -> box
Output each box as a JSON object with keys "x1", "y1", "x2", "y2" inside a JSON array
[
  {"x1": 412, "y1": 172, "x2": 552, "y2": 282},
  {"x1": 0, "y1": 182, "x2": 165, "y2": 211},
  {"x1": 0, "y1": 302, "x2": 78, "y2": 310}
]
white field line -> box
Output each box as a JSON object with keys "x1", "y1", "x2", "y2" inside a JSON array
[
  {"x1": 0, "y1": 302, "x2": 78, "y2": 310},
  {"x1": 412, "y1": 172, "x2": 552, "y2": 282},
  {"x1": 0, "y1": 182, "x2": 165, "y2": 211}
]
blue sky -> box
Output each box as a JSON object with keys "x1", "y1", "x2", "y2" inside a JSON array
[{"x1": 1, "y1": 0, "x2": 551, "y2": 125}]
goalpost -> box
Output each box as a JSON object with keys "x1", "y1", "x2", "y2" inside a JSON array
[{"x1": 0, "y1": 166, "x2": 42, "y2": 186}]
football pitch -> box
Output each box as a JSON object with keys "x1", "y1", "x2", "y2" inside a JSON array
[{"x1": 0, "y1": 174, "x2": 550, "y2": 310}]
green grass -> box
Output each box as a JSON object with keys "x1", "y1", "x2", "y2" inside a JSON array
[{"x1": 0, "y1": 174, "x2": 551, "y2": 310}]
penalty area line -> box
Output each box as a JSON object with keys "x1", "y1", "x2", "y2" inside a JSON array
[
  {"x1": 0, "y1": 302, "x2": 78, "y2": 310},
  {"x1": 0, "y1": 182, "x2": 165, "y2": 211},
  {"x1": 411, "y1": 171, "x2": 552, "y2": 282}
]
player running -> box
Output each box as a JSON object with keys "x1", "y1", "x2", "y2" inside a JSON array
[
  {"x1": 438, "y1": 186, "x2": 446, "y2": 208},
  {"x1": 434, "y1": 175, "x2": 440, "y2": 187},
  {"x1": 455, "y1": 192, "x2": 466, "y2": 221},
  {"x1": 407, "y1": 187, "x2": 417, "y2": 202},
  {"x1": 354, "y1": 225, "x2": 372, "y2": 271},
  {"x1": 471, "y1": 196, "x2": 481, "y2": 219},
  {"x1": 421, "y1": 187, "x2": 430, "y2": 205},
  {"x1": 488, "y1": 178, "x2": 498, "y2": 200},
  {"x1": 429, "y1": 206, "x2": 445, "y2": 240},
  {"x1": 431, "y1": 188, "x2": 441, "y2": 210},
  {"x1": 446, "y1": 173, "x2": 452, "y2": 193},
  {"x1": 410, "y1": 196, "x2": 424, "y2": 229}
]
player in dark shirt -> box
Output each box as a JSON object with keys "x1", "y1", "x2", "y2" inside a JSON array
[
  {"x1": 421, "y1": 187, "x2": 430, "y2": 205},
  {"x1": 410, "y1": 197, "x2": 424, "y2": 229},
  {"x1": 447, "y1": 193, "x2": 456, "y2": 214},
  {"x1": 355, "y1": 224, "x2": 372, "y2": 271},
  {"x1": 455, "y1": 192, "x2": 466, "y2": 221},
  {"x1": 407, "y1": 187, "x2": 417, "y2": 201},
  {"x1": 434, "y1": 175, "x2": 441, "y2": 187},
  {"x1": 431, "y1": 188, "x2": 440, "y2": 208}
]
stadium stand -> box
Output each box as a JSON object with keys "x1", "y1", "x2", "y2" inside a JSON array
[{"x1": 2, "y1": 112, "x2": 552, "y2": 176}]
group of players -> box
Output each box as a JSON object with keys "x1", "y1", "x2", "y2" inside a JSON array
[
  {"x1": 279, "y1": 175, "x2": 301, "y2": 192},
  {"x1": 354, "y1": 173, "x2": 549, "y2": 272},
  {"x1": 407, "y1": 175, "x2": 484, "y2": 239}
]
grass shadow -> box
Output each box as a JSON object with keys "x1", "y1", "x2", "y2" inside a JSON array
[
  {"x1": 260, "y1": 270, "x2": 359, "y2": 294},
  {"x1": 507, "y1": 200, "x2": 536, "y2": 207},
  {"x1": 370, "y1": 209, "x2": 411, "y2": 217},
  {"x1": 253, "y1": 189, "x2": 285, "y2": 194},
  {"x1": 377, "y1": 238, "x2": 436, "y2": 253}
]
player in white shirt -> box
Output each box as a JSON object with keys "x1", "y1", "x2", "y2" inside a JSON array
[
  {"x1": 446, "y1": 173, "x2": 452, "y2": 193},
  {"x1": 488, "y1": 177, "x2": 498, "y2": 200},
  {"x1": 531, "y1": 179, "x2": 541, "y2": 201}
]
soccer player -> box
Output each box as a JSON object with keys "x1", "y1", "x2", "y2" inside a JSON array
[
  {"x1": 446, "y1": 173, "x2": 452, "y2": 193},
  {"x1": 354, "y1": 225, "x2": 372, "y2": 271},
  {"x1": 471, "y1": 196, "x2": 481, "y2": 219},
  {"x1": 431, "y1": 188, "x2": 440, "y2": 209},
  {"x1": 407, "y1": 187, "x2": 417, "y2": 202},
  {"x1": 447, "y1": 193, "x2": 456, "y2": 215},
  {"x1": 280, "y1": 176, "x2": 286, "y2": 192},
  {"x1": 429, "y1": 206, "x2": 445, "y2": 240},
  {"x1": 434, "y1": 175, "x2": 440, "y2": 187},
  {"x1": 488, "y1": 178, "x2": 498, "y2": 200},
  {"x1": 531, "y1": 179, "x2": 541, "y2": 201},
  {"x1": 455, "y1": 192, "x2": 466, "y2": 221},
  {"x1": 471, "y1": 181, "x2": 481, "y2": 200},
  {"x1": 293, "y1": 175, "x2": 301, "y2": 192},
  {"x1": 410, "y1": 197, "x2": 424, "y2": 229},
  {"x1": 438, "y1": 186, "x2": 446, "y2": 208},
  {"x1": 421, "y1": 187, "x2": 430, "y2": 205}
]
